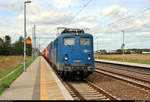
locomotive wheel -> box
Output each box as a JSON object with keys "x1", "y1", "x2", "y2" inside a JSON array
[{"x1": 59, "y1": 71, "x2": 63, "y2": 77}]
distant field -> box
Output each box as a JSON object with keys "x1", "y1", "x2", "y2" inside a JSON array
[
  {"x1": 0, "y1": 56, "x2": 31, "y2": 78},
  {"x1": 95, "y1": 54, "x2": 150, "y2": 65}
]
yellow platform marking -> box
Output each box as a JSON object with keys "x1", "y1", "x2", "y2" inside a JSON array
[
  {"x1": 40, "y1": 58, "x2": 49, "y2": 100},
  {"x1": 49, "y1": 95, "x2": 64, "y2": 100},
  {"x1": 40, "y1": 57, "x2": 65, "y2": 100},
  {"x1": 48, "y1": 91, "x2": 62, "y2": 97}
]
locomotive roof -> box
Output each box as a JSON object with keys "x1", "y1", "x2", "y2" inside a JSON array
[
  {"x1": 59, "y1": 33, "x2": 93, "y2": 38},
  {"x1": 61, "y1": 28, "x2": 84, "y2": 34},
  {"x1": 49, "y1": 33, "x2": 93, "y2": 46}
]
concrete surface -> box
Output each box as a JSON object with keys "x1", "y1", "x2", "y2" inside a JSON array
[
  {"x1": 0, "y1": 56, "x2": 73, "y2": 100},
  {"x1": 95, "y1": 59, "x2": 150, "y2": 69}
]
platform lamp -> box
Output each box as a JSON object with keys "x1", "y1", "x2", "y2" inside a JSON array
[{"x1": 24, "y1": 1, "x2": 31, "y2": 72}]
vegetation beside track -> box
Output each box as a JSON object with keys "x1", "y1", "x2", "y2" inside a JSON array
[
  {"x1": 95, "y1": 54, "x2": 150, "y2": 65},
  {"x1": 0, "y1": 59, "x2": 32, "y2": 94},
  {"x1": 0, "y1": 56, "x2": 31, "y2": 78}
]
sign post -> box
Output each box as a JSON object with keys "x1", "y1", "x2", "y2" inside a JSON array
[{"x1": 121, "y1": 30, "x2": 125, "y2": 62}]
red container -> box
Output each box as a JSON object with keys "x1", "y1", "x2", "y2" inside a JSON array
[
  {"x1": 46, "y1": 45, "x2": 49, "y2": 59},
  {"x1": 43, "y1": 49, "x2": 46, "y2": 56}
]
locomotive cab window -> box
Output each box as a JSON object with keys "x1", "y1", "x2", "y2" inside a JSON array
[
  {"x1": 80, "y1": 38, "x2": 90, "y2": 46},
  {"x1": 64, "y1": 38, "x2": 75, "y2": 46}
]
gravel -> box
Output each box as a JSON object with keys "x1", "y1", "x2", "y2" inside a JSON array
[{"x1": 87, "y1": 72, "x2": 150, "y2": 100}]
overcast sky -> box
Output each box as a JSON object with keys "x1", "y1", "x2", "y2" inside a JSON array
[{"x1": 0, "y1": 0, "x2": 150, "y2": 51}]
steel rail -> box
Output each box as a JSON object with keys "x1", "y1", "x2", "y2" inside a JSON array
[
  {"x1": 95, "y1": 69, "x2": 150, "y2": 91},
  {"x1": 65, "y1": 81, "x2": 85, "y2": 100},
  {"x1": 63, "y1": 80, "x2": 118, "y2": 100},
  {"x1": 85, "y1": 80, "x2": 118, "y2": 100},
  {"x1": 95, "y1": 60, "x2": 150, "y2": 70},
  {"x1": 95, "y1": 62, "x2": 150, "y2": 76}
]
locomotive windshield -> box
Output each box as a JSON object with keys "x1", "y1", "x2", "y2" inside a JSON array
[
  {"x1": 80, "y1": 38, "x2": 90, "y2": 46},
  {"x1": 64, "y1": 38, "x2": 75, "y2": 46}
]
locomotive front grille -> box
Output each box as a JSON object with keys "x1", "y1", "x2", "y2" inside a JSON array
[
  {"x1": 71, "y1": 66, "x2": 86, "y2": 71},
  {"x1": 62, "y1": 63, "x2": 94, "y2": 72},
  {"x1": 64, "y1": 66, "x2": 90, "y2": 71}
]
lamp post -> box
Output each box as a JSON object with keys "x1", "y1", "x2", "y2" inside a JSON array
[
  {"x1": 24, "y1": 1, "x2": 31, "y2": 72},
  {"x1": 122, "y1": 30, "x2": 125, "y2": 62},
  {"x1": 97, "y1": 39, "x2": 98, "y2": 59}
]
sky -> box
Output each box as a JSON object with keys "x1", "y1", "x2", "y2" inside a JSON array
[{"x1": 0, "y1": 0, "x2": 150, "y2": 51}]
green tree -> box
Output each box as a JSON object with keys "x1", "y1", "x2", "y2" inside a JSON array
[
  {"x1": 116, "y1": 49, "x2": 122, "y2": 54},
  {"x1": 0, "y1": 37, "x2": 4, "y2": 55},
  {"x1": 0, "y1": 37, "x2": 4, "y2": 48},
  {"x1": 0, "y1": 35, "x2": 32, "y2": 56},
  {"x1": 4, "y1": 35, "x2": 11, "y2": 46},
  {"x1": 2, "y1": 35, "x2": 12, "y2": 55},
  {"x1": 14, "y1": 36, "x2": 24, "y2": 55}
]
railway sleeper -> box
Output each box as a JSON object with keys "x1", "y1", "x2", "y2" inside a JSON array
[
  {"x1": 85, "y1": 97, "x2": 107, "y2": 100},
  {"x1": 79, "y1": 92, "x2": 100, "y2": 95},
  {"x1": 82, "y1": 95, "x2": 105, "y2": 97}
]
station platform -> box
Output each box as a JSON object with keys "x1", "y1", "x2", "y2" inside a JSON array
[
  {"x1": 0, "y1": 56, "x2": 73, "y2": 100},
  {"x1": 95, "y1": 59, "x2": 150, "y2": 69}
]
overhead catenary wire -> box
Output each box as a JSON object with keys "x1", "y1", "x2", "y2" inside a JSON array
[
  {"x1": 51, "y1": 0, "x2": 93, "y2": 34},
  {"x1": 96, "y1": 7, "x2": 150, "y2": 35},
  {"x1": 107, "y1": 7, "x2": 150, "y2": 27},
  {"x1": 41, "y1": 0, "x2": 94, "y2": 52},
  {"x1": 71, "y1": 0, "x2": 93, "y2": 21},
  {"x1": 48, "y1": 0, "x2": 75, "y2": 34},
  {"x1": 62, "y1": 0, "x2": 93, "y2": 27},
  {"x1": 96, "y1": 6, "x2": 150, "y2": 51}
]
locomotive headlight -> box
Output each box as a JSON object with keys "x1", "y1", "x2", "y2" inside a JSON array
[
  {"x1": 64, "y1": 57, "x2": 68, "y2": 60},
  {"x1": 88, "y1": 57, "x2": 91, "y2": 60}
]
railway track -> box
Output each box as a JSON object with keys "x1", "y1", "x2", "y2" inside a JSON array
[
  {"x1": 50, "y1": 63, "x2": 118, "y2": 100},
  {"x1": 62, "y1": 80, "x2": 118, "y2": 100},
  {"x1": 48, "y1": 60, "x2": 150, "y2": 100},
  {"x1": 95, "y1": 61, "x2": 150, "y2": 92},
  {"x1": 95, "y1": 68, "x2": 150, "y2": 92},
  {"x1": 95, "y1": 62, "x2": 150, "y2": 76},
  {"x1": 47, "y1": 60, "x2": 117, "y2": 100}
]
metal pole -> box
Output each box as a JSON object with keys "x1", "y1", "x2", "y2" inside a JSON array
[
  {"x1": 32, "y1": 26, "x2": 34, "y2": 62},
  {"x1": 122, "y1": 30, "x2": 125, "y2": 62},
  {"x1": 24, "y1": 1, "x2": 31, "y2": 72},
  {"x1": 24, "y1": 3, "x2": 26, "y2": 72},
  {"x1": 34, "y1": 25, "x2": 36, "y2": 57},
  {"x1": 39, "y1": 38, "x2": 40, "y2": 55},
  {"x1": 97, "y1": 39, "x2": 98, "y2": 59}
]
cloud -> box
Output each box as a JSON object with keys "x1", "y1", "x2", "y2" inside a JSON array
[
  {"x1": 0, "y1": 0, "x2": 23, "y2": 12},
  {"x1": 102, "y1": 5, "x2": 128, "y2": 19},
  {"x1": 136, "y1": 32, "x2": 150, "y2": 38},
  {"x1": 99, "y1": 6, "x2": 150, "y2": 35},
  {"x1": 0, "y1": 0, "x2": 150, "y2": 51},
  {"x1": 53, "y1": 0, "x2": 76, "y2": 9},
  {"x1": 18, "y1": 3, "x2": 73, "y2": 25},
  {"x1": 78, "y1": 16, "x2": 97, "y2": 22},
  {"x1": 29, "y1": 10, "x2": 72, "y2": 25}
]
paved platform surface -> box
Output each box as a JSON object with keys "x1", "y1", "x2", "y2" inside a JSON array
[
  {"x1": 0, "y1": 56, "x2": 73, "y2": 100},
  {"x1": 95, "y1": 59, "x2": 150, "y2": 69}
]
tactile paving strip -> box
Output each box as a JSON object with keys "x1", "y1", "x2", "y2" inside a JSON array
[{"x1": 40, "y1": 58, "x2": 65, "y2": 100}]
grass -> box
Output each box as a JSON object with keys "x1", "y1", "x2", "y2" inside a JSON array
[
  {"x1": 0, "y1": 56, "x2": 31, "y2": 78},
  {"x1": 0, "y1": 59, "x2": 32, "y2": 94},
  {"x1": 95, "y1": 54, "x2": 150, "y2": 65}
]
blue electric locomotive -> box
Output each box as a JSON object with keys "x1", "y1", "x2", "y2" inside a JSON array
[{"x1": 49, "y1": 28, "x2": 94, "y2": 80}]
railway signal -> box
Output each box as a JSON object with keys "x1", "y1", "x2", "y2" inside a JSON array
[{"x1": 26, "y1": 36, "x2": 32, "y2": 45}]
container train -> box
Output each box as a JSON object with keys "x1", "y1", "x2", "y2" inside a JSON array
[{"x1": 43, "y1": 28, "x2": 95, "y2": 80}]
